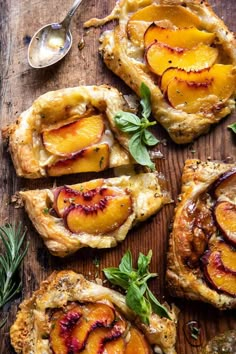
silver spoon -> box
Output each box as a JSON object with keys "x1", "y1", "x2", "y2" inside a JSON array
[{"x1": 28, "y1": 0, "x2": 83, "y2": 68}]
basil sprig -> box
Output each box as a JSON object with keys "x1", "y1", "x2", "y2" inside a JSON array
[
  {"x1": 103, "y1": 250, "x2": 171, "y2": 324},
  {"x1": 114, "y1": 83, "x2": 159, "y2": 170},
  {"x1": 228, "y1": 122, "x2": 236, "y2": 134}
]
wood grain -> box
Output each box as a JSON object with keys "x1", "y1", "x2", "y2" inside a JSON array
[{"x1": 0, "y1": 0, "x2": 236, "y2": 353}]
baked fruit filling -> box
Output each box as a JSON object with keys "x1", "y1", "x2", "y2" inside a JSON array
[
  {"x1": 179, "y1": 169, "x2": 236, "y2": 297},
  {"x1": 49, "y1": 301, "x2": 151, "y2": 354},
  {"x1": 52, "y1": 180, "x2": 132, "y2": 235},
  {"x1": 127, "y1": 3, "x2": 236, "y2": 115},
  {"x1": 41, "y1": 112, "x2": 113, "y2": 176}
]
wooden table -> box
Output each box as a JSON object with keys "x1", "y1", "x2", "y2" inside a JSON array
[{"x1": 0, "y1": 0, "x2": 235, "y2": 353}]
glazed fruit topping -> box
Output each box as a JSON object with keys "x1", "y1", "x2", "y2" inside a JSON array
[{"x1": 50, "y1": 302, "x2": 152, "y2": 353}]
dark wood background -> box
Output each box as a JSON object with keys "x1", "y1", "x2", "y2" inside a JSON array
[{"x1": 0, "y1": 0, "x2": 236, "y2": 353}]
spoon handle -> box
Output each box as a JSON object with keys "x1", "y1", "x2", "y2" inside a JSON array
[{"x1": 62, "y1": 0, "x2": 83, "y2": 28}]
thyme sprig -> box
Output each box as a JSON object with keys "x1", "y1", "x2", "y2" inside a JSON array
[{"x1": 0, "y1": 223, "x2": 28, "y2": 327}]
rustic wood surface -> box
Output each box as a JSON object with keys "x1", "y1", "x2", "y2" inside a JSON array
[{"x1": 0, "y1": 0, "x2": 236, "y2": 353}]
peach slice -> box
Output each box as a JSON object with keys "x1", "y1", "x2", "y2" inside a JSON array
[
  {"x1": 104, "y1": 337, "x2": 126, "y2": 353},
  {"x1": 71, "y1": 303, "x2": 115, "y2": 351},
  {"x1": 214, "y1": 241, "x2": 236, "y2": 274},
  {"x1": 50, "y1": 305, "x2": 82, "y2": 354},
  {"x1": 65, "y1": 193, "x2": 132, "y2": 235},
  {"x1": 127, "y1": 4, "x2": 201, "y2": 45},
  {"x1": 202, "y1": 250, "x2": 236, "y2": 297},
  {"x1": 80, "y1": 314, "x2": 126, "y2": 354},
  {"x1": 166, "y1": 64, "x2": 235, "y2": 113},
  {"x1": 146, "y1": 42, "x2": 218, "y2": 76},
  {"x1": 125, "y1": 327, "x2": 152, "y2": 354},
  {"x1": 214, "y1": 202, "x2": 236, "y2": 246},
  {"x1": 54, "y1": 185, "x2": 126, "y2": 217},
  {"x1": 42, "y1": 114, "x2": 105, "y2": 156},
  {"x1": 69, "y1": 179, "x2": 104, "y2": 193},
  {"x1": 47, "y1": 143, "x2": 110, "y2": 177},
  {"x1": 144, "y1": 25, "x2": 215, "y2": 49},
  {"x1": 160, "y1": 64, "x2": 234, "y2": 93},
  {"x1": 211, "y1": 169, "x2": 236, "y2": 201}
]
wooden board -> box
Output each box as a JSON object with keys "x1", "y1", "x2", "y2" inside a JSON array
[{"x1": 0, "y1": 0, "x2": 235, "y2": 352}]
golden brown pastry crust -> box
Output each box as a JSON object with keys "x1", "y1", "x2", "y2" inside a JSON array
[
  {"x1": 10, "y1": 270, "x2": 179, "y2": 354},
  {"x1": 2, "y1": 85, "x2": 133, "y2": 178},
  {"x1": 20, "y1": 172, "x2": 171, "y2": 257},
  {"x1": 85, "y1": 0, "x2": 236, "y2": 144},
  {"x1": 166, "y1": 159, "x2": 236, "y2": 309}
]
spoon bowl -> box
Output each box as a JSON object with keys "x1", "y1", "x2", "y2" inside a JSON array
[{"x1": 28, "y1": 0, "x2": 83, "y2": 68}]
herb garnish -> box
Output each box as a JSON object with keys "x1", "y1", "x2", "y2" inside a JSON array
[
  {"x1": 0, "y1": 223, "x2": 28, "y2": 327},
  {"x1": 228, "y1": 122, "x2": 236, "y2": 134},
  {"x1": 114, "y1": 83, "x2": 159, "y2": 170},
  {"x1": 103, "y1": 250, "x2": 171, "y2": 324}
]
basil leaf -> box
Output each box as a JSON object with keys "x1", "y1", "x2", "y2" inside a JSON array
[
  {"x1": 146, "y1": 287, "x2": 171, "y2": 320},
  {"x1": 142, "y1": 130, "x2": 159, "y2": 146},
  {"x1": 126, "y1": 283, "x2": 151, "y2": 325},
  {"x1": 119, "y1": 250, "x2": 133, "y2": 274},
  {"x1": 114, "y1": 112, "x2": 141, "y2": 132},
  {"x1": 138, "y1": 250, "x2": 152, "y2": 276},
  {"x1": 103, "y1": 268, "x2": 129, "y2": 290},
  {"x1": 140, "y1": 82, "x2": 151, "y2": 119},
  {"x1": 228, "y1": 122, "x2": 236, "y2": 134},
  {"x1": 129, "y1": 132, "x2": 155, "y2": 170}
]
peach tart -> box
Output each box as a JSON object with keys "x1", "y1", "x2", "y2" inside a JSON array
[
  {"x1": 10, "y1": 271, "x2": 178, "y2": 354},
  {"x1": 2, "y1": 85, "x2": 136, "y2": 178},
  {"x1": 19, "y1": 172, "x2": 171, "y2": 257},
  {"x1": 166, "y1": 159, "x2": 236, "y2": 309},
  {"x1": 85, "y1": 0, "x2": 236, "y2": 143}
]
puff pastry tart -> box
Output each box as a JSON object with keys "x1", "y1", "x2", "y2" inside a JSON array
[
  {"x1": 20, "y1": 172, "x2": 171, "y2": 257},
  {"x1": 166, "y1": 159, "x2": 236, "y2": 309},
  {"x1": 2, "y1": 85, "x2": 134, "y2": 178},
  {"x1": 85, "y1": 0, "x2": 236, "y2": 143},
  {"x1": 10, "y1": 270, "x2": 178, "y2": 354}
]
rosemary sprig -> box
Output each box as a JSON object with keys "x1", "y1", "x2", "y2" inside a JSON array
[{"x1": 0, "y1": 223, "x2": 28, "y2": 327}]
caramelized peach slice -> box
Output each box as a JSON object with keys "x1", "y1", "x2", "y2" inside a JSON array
[
  {"x1": 80, "y1": 314, "x2": 126, "y2": 354},
  {"x1": 47, "y1": 143, "x2": 110, "y2": 176},
  {"x1": 214, "y1": 202, "x2": 236, "y2": 246},
  {"x1": 69, "y1": 179, "x2": 104, "y2": 193},
  {"x1": 127, "y1": 4, "x2": 201, "y2": 45},
  {"x1": 161, "y1": 64, "x2": 234, "y2": 93},
  {"x1": 166, "y1": 65, "x2": 235, "y2": 113},
  {"x1": 42, "y1": 114, "x2": 105, "y2": 156},
  {"x1": 104, "y1": 337, "x2": 126, "y2": 353},
  {"x1": 144, "y1": 25, "x2": 215, "y2": 49},
  {"x1": 54, "y1": 185, "x2": 126, "y2": 217},
  {"x1": 146, "y1": 42, "x2": 218, "y2": 76},
  {"x1": 214, "y1": 241, "x2": 236, "y2": 274},
  {"x1": 126, "y1": 327, "x2": 151, "y2": 354},
  {"x1": 65, "y1": 194, "x2": 132, "y2": 235},
  {"x1": 212, "y1": 169, "x2": 236, "y2": 202},
  {"x1": 50, "y1": 305, "x2": 82, "y2": 354},
  {"x1": 71, "y1": 303, "x2": 115, "y2": 351},
  {"x1": 202, "y1": 251, "x2": 236, "y2": 296}
]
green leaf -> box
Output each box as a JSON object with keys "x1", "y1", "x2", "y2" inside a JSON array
[
  {"x1": 119, "y1": 250, "x2": 133, "y2": 274},
  {"x1": 129, "y1": 132, "x2": 155, "y2": 170},
  {"x1": 140, "y1": 82, "x2": 152, "y2": 119},
  {"x1": 137, "y1": 250, "x2": 152, "y2": 277},
  {"x1": 126, "y1": 283, "x2": 151, "y2": 325},
  {"x1": 146, "y1": 287, "x2": 171, "y2": 320},
  {"x1": 142, "y1": 130, "x2": 159, "y2": 147},
  {"x1": 103, "y1": 268, "x2": 129, "y2": 290},
  {"x1": 114, "y1": 112, "x2": 141, "y2": 133},
  {"x1": 228, "y1": 122, "x2": 236, "y2": 134}
]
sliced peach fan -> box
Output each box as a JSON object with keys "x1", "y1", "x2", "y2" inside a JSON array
[{"x1": 49, "y1": 301, "x2": 152, "y2": 354}]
